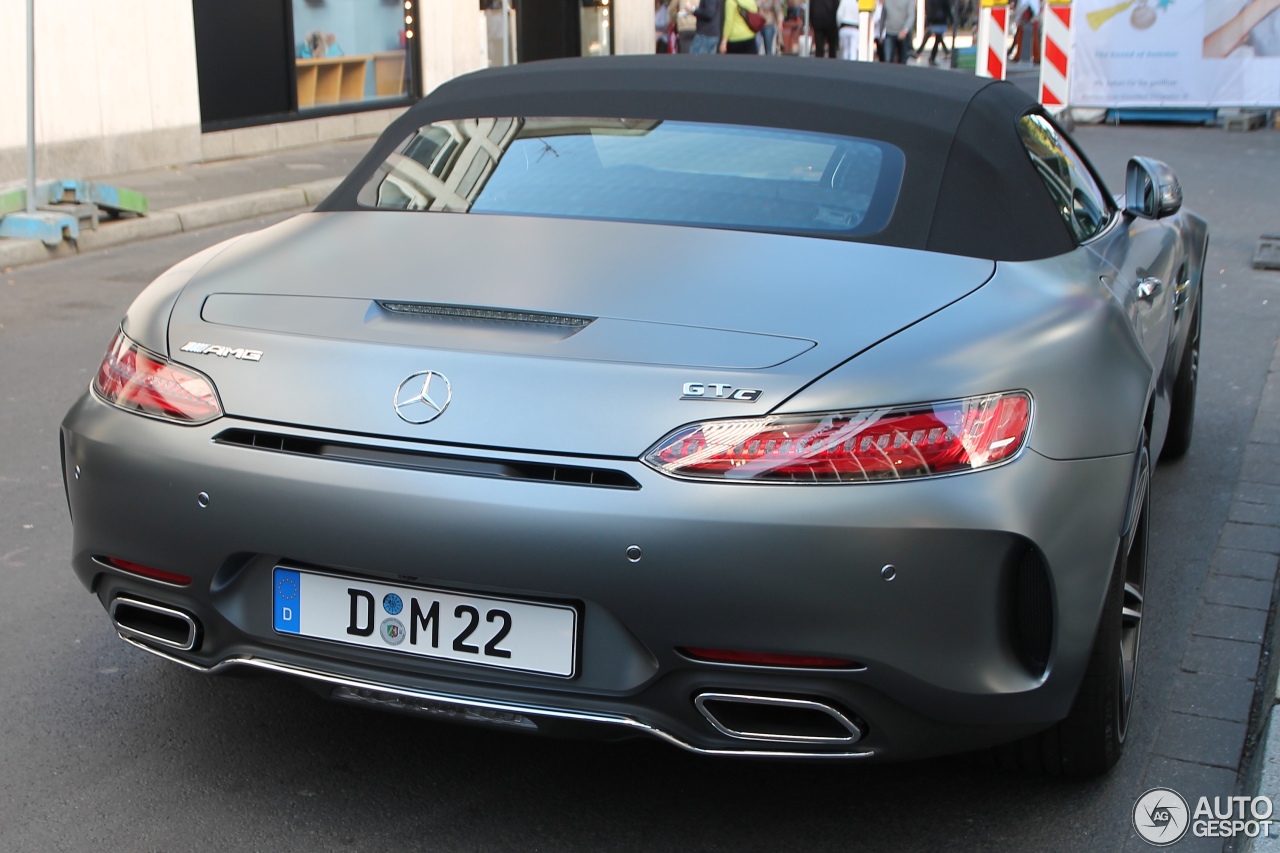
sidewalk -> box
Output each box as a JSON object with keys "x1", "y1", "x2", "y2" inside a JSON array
[{"x1": 0, "y1": 136, "x2": 375, "y2": 270}]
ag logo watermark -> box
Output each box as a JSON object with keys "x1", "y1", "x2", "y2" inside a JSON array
[
  {"x1": 1133, "y1": 787, "x2": 1276, "y2": 845},
  {"x1": 1133, "y1": 788, "x2": 1189, "y2": 846}
]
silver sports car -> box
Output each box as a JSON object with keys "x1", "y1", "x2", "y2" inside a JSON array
[{"x1": 61, "y1": 56, "x2": 1207, "y2": 776}]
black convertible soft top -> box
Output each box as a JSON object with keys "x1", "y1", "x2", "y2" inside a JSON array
[{"x1": 321, "y1": 55, "x2": 1078, "y2": 262}]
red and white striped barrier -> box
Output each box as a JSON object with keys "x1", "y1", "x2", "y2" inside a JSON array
[
  {"x1": 975, "y1": 0, "x2": 1009, "y2": 79},
  {"x1": 1038, "y1": 0, "x2": 1073, "y2": 113}
]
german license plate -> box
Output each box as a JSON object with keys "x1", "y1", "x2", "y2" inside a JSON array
[{"x1": 272, "y1": 567, "x2": 578, "y2": 677}]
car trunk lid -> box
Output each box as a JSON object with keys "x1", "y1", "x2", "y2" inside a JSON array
[{"x1": 166, "y1": 212, "x2": 994, "y2": 457}]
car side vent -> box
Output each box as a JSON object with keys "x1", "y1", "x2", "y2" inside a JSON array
[
  {"x1": 377, "y1": 301, "x2": 594, "y2": 329},
  {"x1": 1012, "y1": 547, "x2": 1054, "y2": 676},
  {"x1": 214, "y1": 429, "x2": 640, "y2": 490}
]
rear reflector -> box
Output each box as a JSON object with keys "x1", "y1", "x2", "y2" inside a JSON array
[
  {"x1": 682, "y1": 647, "x2": 859, "y2": 669},
  {"x1": 645, "y1": 392, "x2": 1031, "y2": 483},
  {"x1": 103, "y1": 557, "x2": 192, "y2": 587}
]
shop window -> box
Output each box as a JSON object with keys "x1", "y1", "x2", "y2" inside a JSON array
[
  {"x1": 292, "y1": 0, "x2": 413, "y2": 112},
  {"x1": 581, "y1": 0, "x2": 613, "y2": 56}
]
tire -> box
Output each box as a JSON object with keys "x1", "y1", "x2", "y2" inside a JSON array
[
  {"x1": 982, "y1": 442, "x2": 1149, "y2": 776},
  {"x1": 1161, "y1": 290, "x2": 1201, "y2": 461}
]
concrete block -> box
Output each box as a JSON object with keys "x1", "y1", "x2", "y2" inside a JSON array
[
  {"x1": 276, "y1": 120, "x2": 320, "y2": 150},
  {"x1": 316, "y1": 114, "x2": 358, "y2": 142},
  {"x1": 36, "y1": 138, "x2": 109, "y2": 185},
  {"x1": 1211, "y1": 548, "x2": 1279, "y2": 581},
  {"x1": 200, "y1": 130, "x2": 237, "y2": 163},
  {"x1": 1203, "y1": 573, "x2": 1275, "y2": 610},
  {"x1": 1221, "y1": 521, "x2": 1280, "y2": 554},
  {"x1": 1251, "y1": 422, "x2": 1280, "y2": 446},
  {"x1": 230, "y1": 125, "x2": 279, "y2": 158},
  {"x1": 0, "y1": 147, "x2": 25, "y2": 184},
  {"x1": 1255, "y1": 708, "x2": 1280, "y2": 852},
  {"x1": 1237, "y1": 482, "x2": 1280, "y2": 507},
  {"x1": 1182, "y1": 635, "x2": 1262, "y2": 679},
  {"x1": 1192, "y1": 602, "x2": 1269, "y2": 642},
  {"x1": 76, "y1": 212, "x2": 182, "y2": 251},
  {"x1": 290, "y1": 177, "x2": 345, "y2": 207},
  {"x1": 1231, "y1": 500, "x2": 1280, "y2": 526},
  {"x1": 99, "y1": 126, "x2": 201, "y2": 176},
  {"x1": 1153, "y1": 711, "x2": 1247, "y2": 769},
  {"x1": 1125, "y1": 758, "x2": 1240, "y2": 853},
  {"x1": 171, "y1": 188, "x2": 307, "y2": 231},
  {"x1": 1167, "y1": 671, "x2": 1257, "y2": 722},
  {"x1": 0, "y1": 237, "x2": 76, "y2": 268},
  {"x1": 354, "y1": 107, "x2": 406, "y2": 137}
]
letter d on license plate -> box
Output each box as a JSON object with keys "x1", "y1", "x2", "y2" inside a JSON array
[{"x1": 272, "y1": 567, "x2": 577, "y2": 677}]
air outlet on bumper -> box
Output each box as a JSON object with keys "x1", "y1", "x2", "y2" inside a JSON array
[
  {"x1": 695, "y1": 693, "x2": 864, "y2": 744},
  {"x1": 214, "y1": 429, "x2": 640, "y2": 490},
  {"x1": 1011, "y1": 547, "x2": 1053, "y2": 676}
]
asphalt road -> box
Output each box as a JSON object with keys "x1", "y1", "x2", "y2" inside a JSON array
[{"x1": 1, "y1": 123, "x2": 1278, "y2": 853}]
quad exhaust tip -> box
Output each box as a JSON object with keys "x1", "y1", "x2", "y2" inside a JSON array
[
  {"x1": 110, "y1": 596, "x2": 200, "y2": 652},
  {"x1": 695, "y1": 693, "x2": 864, "y2": 745}
]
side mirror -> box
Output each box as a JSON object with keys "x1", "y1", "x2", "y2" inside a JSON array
[{"x1": 1125, "y1": 156, "x2": 1182, "y2": 219}]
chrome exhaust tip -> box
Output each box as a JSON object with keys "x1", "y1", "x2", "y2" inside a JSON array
[
  {"x1": 110, "y1": 596, "x2": 200, "y2": 652},
  {"x1": 694, "y1": 693, "x2": 864, "y2": 745}
]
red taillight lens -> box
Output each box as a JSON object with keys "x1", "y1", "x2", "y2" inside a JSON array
[
  {"x1": 644, "y1": 392, "x2": 1031, "y2": 483},
  {"x1": 682, "y1": 647, "x2": 858, "y2": 668},
  {"x1": 102, "y1": 557, "x2": 192, "y2": 586},
  {"x1": 93, "y1": 330, "x2": 222, "y2": 424}
]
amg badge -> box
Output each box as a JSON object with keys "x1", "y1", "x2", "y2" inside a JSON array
[
  {"x1": 681, "y1": 382, "x2": 762, "y2": 402},
  {"x1": 180, "y1": 342, "x2": 264, "y2": 362}
]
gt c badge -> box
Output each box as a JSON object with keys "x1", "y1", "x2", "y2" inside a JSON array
[{"x1": 681, "y1": 382, "x2": 763, "y2": 402}]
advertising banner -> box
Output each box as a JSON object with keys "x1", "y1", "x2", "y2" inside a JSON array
[{"x1": 1071, "y1": 0, "x2": 1280, "y2": 106}]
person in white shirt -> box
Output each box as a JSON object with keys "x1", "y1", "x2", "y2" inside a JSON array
[{"x1": 837, "y1": 0, "x2": 861, "y2": 58}]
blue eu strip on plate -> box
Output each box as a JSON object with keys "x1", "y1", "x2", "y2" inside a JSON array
[{"x1": 274, "y1": 568, "x2": 301, "y2": 634}]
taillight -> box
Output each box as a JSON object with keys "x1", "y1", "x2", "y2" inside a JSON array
[
  {"x1": 644, "y1": 392, "x2": 1031, "y2": 483},
  {"x1": 93, "y1": 330, "x2": 222, "y2": 424}
]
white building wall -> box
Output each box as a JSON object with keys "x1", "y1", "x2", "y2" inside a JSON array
[
  {"x1": 613, "y1": 0, "x2": 654, "y2": 56},
  {"x1": 0, "y1": 0, "x2": 202, "y2": 182},
  {"x1": 0, "y1": 0, "x2": 654, "y2": 183}
]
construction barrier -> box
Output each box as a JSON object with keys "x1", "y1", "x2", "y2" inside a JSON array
[
  {"x1": 857, "y1": 0, "x2": 876, "y2": 60},
  {"x1": 975, "y1": 0, "x2": 1008, "y2": 79},
  {"x1": 1038, "y1": 0, "x2": 1073, "y2": 113}
]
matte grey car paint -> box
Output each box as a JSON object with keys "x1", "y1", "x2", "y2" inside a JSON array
[{"x1": 62, "y1": 178, "x2": 1209, "y2": 762}]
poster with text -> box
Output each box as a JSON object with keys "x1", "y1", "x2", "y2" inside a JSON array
[{"x1": 1071, "y1": 0, "x2": 1280, "y2": 106}]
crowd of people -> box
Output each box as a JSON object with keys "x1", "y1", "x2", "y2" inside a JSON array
[{"x1": 656, "y1": 0, "x2": 990, "y2": 65}]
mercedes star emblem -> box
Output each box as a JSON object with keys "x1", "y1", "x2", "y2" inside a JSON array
[{"x1": 393, "y1": 371, "x2": 453, "y2": 424}]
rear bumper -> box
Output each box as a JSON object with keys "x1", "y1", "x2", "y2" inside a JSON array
[{"x1": 62, "y1": 391, "x2": 1135, "y2": 760}]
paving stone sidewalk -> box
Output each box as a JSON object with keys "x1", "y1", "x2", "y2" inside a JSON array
[
  {"x1": 1241, "y1": 340, "x2": 1280, "y2": 853},
  {"x1": 0, "y1": 137, "x2": 375, "y2": 270}
]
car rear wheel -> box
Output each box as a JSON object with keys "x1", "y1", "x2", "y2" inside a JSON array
[
  {"x1": 1161, "y1": 289, "x2": 1201, "y2": 461},
  {"x1": 980, "y1": 441, "x2": 1149, "y2": 776}
]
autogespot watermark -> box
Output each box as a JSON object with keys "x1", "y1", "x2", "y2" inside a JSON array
[{"x1": 1132, "y1": 787, "x2": 1276, "y2": 846}]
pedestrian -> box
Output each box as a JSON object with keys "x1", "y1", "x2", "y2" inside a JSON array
[
  {"x1": 758, "y1": 0, "x2": 784, "y2": 53},
  {"x1": 669, "y1": 0, "x2": 699, "y2": 52},
  {"x1": 690, "y1": 0, "x2": 722, "y2": 53},
  {"x1": 656, "y1": 0, "x2": 672, "y2": 52},
  {"x1": 810, "y1": 0, "x2": 841, "y2": 56},
  {"x1": 923, "y1": 0, "x2": 952, "y2": 64},
  {"x1": 721, "y1": 0, "x2": 763, "y2": 53},
  {"x1": 879, "y1": 0, "x2": 914, "y2": 62},
  {"x1": 837, "y1": 0, "x2": 861, "y2": 58}
]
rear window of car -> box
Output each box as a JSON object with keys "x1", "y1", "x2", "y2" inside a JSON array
[{"x1": 356, "y1": 117, "x2": 905, "y2": 237}]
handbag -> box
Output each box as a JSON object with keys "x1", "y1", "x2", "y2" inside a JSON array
[{"x1": 738, "y1": 1, "x2": 767, "y2": 32}]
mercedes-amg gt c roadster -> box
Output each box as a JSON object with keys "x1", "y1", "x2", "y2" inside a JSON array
[{"x1": 61, "y1": 56, "x2": 1207, "y2": 776}]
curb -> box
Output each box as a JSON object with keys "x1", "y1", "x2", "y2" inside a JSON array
[{"x1": 0, "y1": 176, "x2": 343, "y2": 271}]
